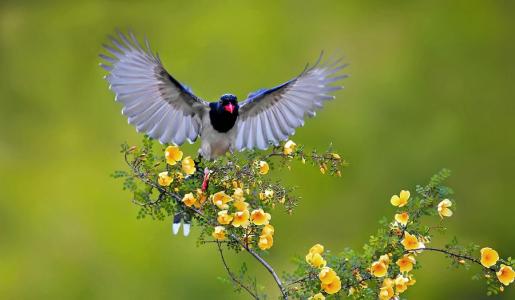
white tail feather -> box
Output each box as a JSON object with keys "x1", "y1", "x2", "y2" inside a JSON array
[{"x1": 172, "y1": 222, "x2": 181, "y2": 235}]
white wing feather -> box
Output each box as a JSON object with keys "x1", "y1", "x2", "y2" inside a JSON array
[
  {"x1": 234, "y1": 56, "x2": 347, "y2": 150},
  {"x1": 100, "y1": 31, "x2": 208, "y2": 145}
]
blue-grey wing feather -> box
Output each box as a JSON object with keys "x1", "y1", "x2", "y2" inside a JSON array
[
  {"x1": 100, "y1": 31, "x2": 209, "y2": 145},
  {"x1": 234, "y1": 55, "x2": 348, "y2": 150}
]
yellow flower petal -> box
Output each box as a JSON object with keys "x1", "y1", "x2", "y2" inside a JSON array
[
  {"x1": 258, "y1": 161, "x2": 270, "y2": 175},
  {"x1": 379, "y1": 254, "x2": 390, "y2": 265},
  {"x1": 497, "y1": 264, "x2": 515, "y2": 286},
  {"x1": 308, "y1": 293, "x2": 325, "y2": 300},
  {"x1": 212, "y1": 226, "x2": 226, "y2": 240},
  {"x1": 258, "y1": 234, "x2": 273, "y2": 250},
  {"x1": 233, "y1": 188, "x2": 245, "y2": 201},
  {"x1": 401, "y1": 232, "x2": 423, "y2": 250},
  {"x1": 379, "y1": 285, "x2": 394, "y2": 300},
  {"x1": 262, "y1": 224, "x2": 275, "y2": 236},
  {"x1": 319, "y1": 267, "x2": 337, "y2": 284},
  {"x1": 309, "y1": 244, "x2": 324, "y2": 255},
  {"x1": 321, "y1": 275, "x2": 341, "y2": 294},
  {"x1": 394, "y1": 274, "x2": 409, "y2": 294},
  {"x1": 182, "y1": 192, "x2": 197, "y2": 207},
  {"x1": 232, "y1": 209, "x2": 250, "y2": 228},
  {"x1": 437, "y1": 199, "x2": 453, "y2": 218},
  {"x1": 157, "y1": 171, "x2": 173, "y2": 187},
  {"x1": 306, "y1": 252, "x2": 326, "y2": 268},
  {"x1": 371, "y1": 261, "x2": 388, "y2": 277},
  {"x1": 283, "y1": 140, "x2": 297, "y2": 155},
  {"x1": 181, "y1": 156, "x2": 196, "y2": 175},
  {"x1": 250, "y1": 208, "x2": 271, "y2": 225},
  {"x1": 233, "y1": 199, "x2": 249, "y2": 211},
  {"x1": 394, "y1": 212, "x2": 409, "y2": 226},
  {"x1": 217, "y1": 210, "x2": 234, "y2": 225},
  {"x1": 212, "y1": 191, "x2": 233, "y2": 209},
  {"x1": 480, "y1": 247, "x2": 499, "y2": 268},
  {"x1": 391, "y1": 190, "x2": 410, "y2": 207},
  {"x1": 165, "y1": 145, "x2": 183, "y2": 165},
  {"x1": 396, "y1": 255, "x2": 416, "y2": 273}
]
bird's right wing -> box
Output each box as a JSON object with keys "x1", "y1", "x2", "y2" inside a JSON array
[
  {"x1": 234, "y1": 55, "x2": 347, "y2": 150},
  {"x1": 100, "y1": 31, "x2": 209, "y2": 145}
]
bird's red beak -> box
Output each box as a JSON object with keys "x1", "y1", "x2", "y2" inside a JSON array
[{"x1": 224, "y1": 103, "x2": 235, "y2": 114}]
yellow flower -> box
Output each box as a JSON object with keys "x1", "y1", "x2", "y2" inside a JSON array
[
  {"x1": 437, "y1": 199, "x2": 453, "y2": 218},
  {"x1": 283, "y1": 140, "x2": 297, "y2": 155},
  {"x1": 382, "y1": 277, "x2": 394, "y2": 288},
  {"x1": 181, "y1": 156, "x2": 196, "y2": 175},
  {"x1": 258, "y1": 234, "x2": 274, "y2": 250},
  {"x1": 308, "y1": 293, "x2": 325, "y2": 300},
  {"x1": 212, "y1": 226, "x2": 226, "y2": 240},
  {"x1": 217, "y1": 210, "x2": 233, "y2": 225},
  {"x1": 194, "y1": 189, "x2": 207, "y2": 208},
  {"x1": 262, "y1": 224, "x2": 275, "y2": 236},
  {"x1": 232, "y1": 209, "x2": 250, "y2": 228},
  {"x1": 321, "y1": 275, "x2": 341, "y2": 294},
  {"x1": 390, "y1": 190, "x2": 410, "y2": 207},
  {"x1": 396, "y1": 255, "x2": 416, "y2": 273},
  {"x1": 395, "y1": 274, "x2": 409, "y2": 293},
  {"x1": 157, "y1": 171, "x2": 173, "y2": 187},
  {"x1": 480, "y1": 247, "x2": 499, "y2": 268},
  {"x1": 233, "y1": 199, "x2": 249, "y2": 211},
  {"x1": 497, "y1": 264, "x2": 515, "y2": 286},
  {"x1": 379, "y1": 254, "x2": 390, "y2": 265},
  {"x1": 258, "y1": 161, "x2": 270, "y2": 175},
  {"x1": 310, "y1": 244, "x2": 324, "y2": 254},
  {"x1": 212, "y1": 191, "x2": 233, "y2": 209},
  {"x1": 379, "y1": 285, "x2": 393, "y2": 300},
  {"x1": 165, "y1": 145, "x2": 183, "y2": 165},
  {"x1": 250, "y1": 209, "x2": 271, "y2": 225},
  {"x1": 402, "y1": 232, "x2": 423, "y2": 250},
  {"x1": 306, "y1": 252, "x2": 326, "y2": 268},
  {"x1": 319, "y1": 165, "x2": 326, "y2": 174},
  {"x1": 371, "y1": 261, "x2": 388, "y2": 277},
  {"x1": 233, "y1": 188, "x2": 245, "y2": 201},
  {"x1": 319, "y1": 267, "x2": 337, "y2": 284},
  {"x1": 394, "y1": 212, "x2": 409, "y2": 226},
  {"x1": 407, "y1": 274, "x2": 416, "y2": 286},
  {"x1": 182, "y1": 192, "x2": 196, "y2": 207},
  {"x1": 379, "y1": 279, "x2": 394, "y2": 300}
]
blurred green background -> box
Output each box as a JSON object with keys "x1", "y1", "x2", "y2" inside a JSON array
[{"x1": 1, "y1": 0, "x2": 514, "y2": 299}]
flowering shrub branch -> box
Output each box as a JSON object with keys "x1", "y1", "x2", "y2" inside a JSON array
[{"x1": 113, "y1": 137, "x2": 513, "y2": 299}]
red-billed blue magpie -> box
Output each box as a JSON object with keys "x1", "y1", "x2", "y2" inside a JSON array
[{"x1": 100, "y1": 31, "x2": 348, "y2": 161}]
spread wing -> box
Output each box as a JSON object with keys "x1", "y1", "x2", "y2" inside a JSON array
[
  {"x1": 234, "y1": 55, "x2": 347, "y2": 150},
  {"x1": 100, "y1": 31, "x2": 209, "y2": 145}
]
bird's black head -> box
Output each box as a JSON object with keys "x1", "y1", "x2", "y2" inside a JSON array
[
  {"x1": 219, "y1": 94, "x2": 238, "y2": 115},
  {"x1": 208, "y1": 94, "x2": 239, "y2": 133}
]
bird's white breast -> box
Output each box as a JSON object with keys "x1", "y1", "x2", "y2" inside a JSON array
[{"x1": 199, "y1": 115, "x2": 237, "y2": 160}]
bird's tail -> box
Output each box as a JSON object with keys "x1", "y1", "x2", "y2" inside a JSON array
[
  {"x1": 172, "y1": 213, "x2": 191, "y2": 237},
  {"x1": 172, "y1": 167, "x2": 211, "y2": 237}
]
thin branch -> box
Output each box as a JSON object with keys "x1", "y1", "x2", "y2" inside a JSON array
[
  {"x1": 405, "y1": 247, "x2": 497, "y2": 272},
  {"x1": 239, "y1": 241, "x2": 289, "y2": 299},
  {"x1": 216, "y1": 241, "x2": 259, "y2": 299},
  {"x1": 126, "y1": 153, "x2": 289, "y2": 299},
  {"x1": 286, "y1": 275, "x2": 311, "y2": 286}
]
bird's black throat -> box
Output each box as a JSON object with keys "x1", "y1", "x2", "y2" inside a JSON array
[{"x1": 209, "y1": 102, "x2": 239, "y2": 133}]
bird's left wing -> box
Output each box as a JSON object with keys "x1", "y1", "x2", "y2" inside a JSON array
[
  {"x1": 100, "y1": 31, "x2": 209, "y2": 145},
  {"x1": 234, "y1": 56, "x2": 347, "y2": 150}
]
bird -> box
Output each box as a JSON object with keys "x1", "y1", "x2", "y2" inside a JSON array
[{"x1": 100, "y1": 31, "x2": 348, "y2": 161}]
